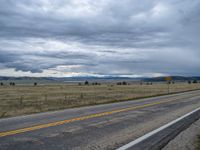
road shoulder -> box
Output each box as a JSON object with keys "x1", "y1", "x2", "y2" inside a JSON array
[{"x1": 162, "y1": 119, "x2": 200, "y2": 150}]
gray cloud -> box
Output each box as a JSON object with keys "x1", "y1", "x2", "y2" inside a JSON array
[
  {"x1": 0, "y1": 49, "x2": 96, "y2": 73},
  {"x1": 0, "y1": 0, "x2": 200, "y2": 76}
]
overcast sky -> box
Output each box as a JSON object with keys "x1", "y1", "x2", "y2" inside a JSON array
[{"x1": 0, "y1": 0, "x2": 200, "y2": 77}]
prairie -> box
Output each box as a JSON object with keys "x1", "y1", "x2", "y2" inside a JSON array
[{"x1": 0, "y1": 82, "x2": 200, "y2": 118}]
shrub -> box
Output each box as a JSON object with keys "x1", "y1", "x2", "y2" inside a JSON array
[
  {"x1": 117, "y1": 82, "x2": 122, "y2": 85},
  {"x1": 85, "y1": 80, "x2": 89, "y2": 85},
  {"x1": 193, "y1": 80, "x2": 198, "y2": 84},
  {"x1": 122, "y1": 81, "x2": 127, "y2": 85},
  {"x1": 10, "y1": 82, "x2": 15, "y2": 86}
]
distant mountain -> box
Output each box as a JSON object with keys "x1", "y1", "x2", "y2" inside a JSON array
[
  {"x1": 0, "y1": 76, "x2": 140, "y2": 82},
  {"x1": 0, "y1": 76, "x2": 52, "y2": 81},
  {"x1": 143, "y1": 76, "x2": 200, "y2": 82},
  {"x1": 0, "y1": 76, "x2": 199, "y2": 83}
]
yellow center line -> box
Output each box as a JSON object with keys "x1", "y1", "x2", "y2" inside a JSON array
[{"x1": 0, "y1": 97, "x2": 181, "y2": 138}]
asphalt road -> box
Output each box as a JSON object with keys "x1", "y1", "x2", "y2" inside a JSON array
[{"x1": 1, "y1": 90, "x2": 200, "y2": 150}]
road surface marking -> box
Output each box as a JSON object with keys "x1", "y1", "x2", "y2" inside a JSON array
[
  {"x1": 116, "y1": 107, "x2": 200, "y2": 150},
  {"x1": 0, "y1": 97, "x2": 187, "y2": 138}
]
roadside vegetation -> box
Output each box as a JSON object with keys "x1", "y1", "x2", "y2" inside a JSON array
[
  {"x1": 196, "y1": 135, "x2": 200, "y2": 150},
  {"x1": 0, "y1": 81, "x2": 200, "y2": 118}
]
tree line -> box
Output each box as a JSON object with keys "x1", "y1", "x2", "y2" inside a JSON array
[{"x1": 0, "y1": 82, "x2": 38, "y2": 86}]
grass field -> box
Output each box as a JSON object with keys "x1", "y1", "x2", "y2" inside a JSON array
[{"x1": 0, "y1": 82, "x2": 200, "y2": 118}]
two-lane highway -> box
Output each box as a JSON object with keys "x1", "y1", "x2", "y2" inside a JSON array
[{"x1": 1, "y1": 90, "x2": 200, "y2": 150}]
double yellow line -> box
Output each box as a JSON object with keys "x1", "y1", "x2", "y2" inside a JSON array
[{"x1": 0, "y1": 97, "x2": 181, "y2": 138}]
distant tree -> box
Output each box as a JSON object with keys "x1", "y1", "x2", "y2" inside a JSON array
[
  {"x1": 10, "y1": 82, "x2": 15, "y2": 86},
  {"x1": 148, "y1": 82, "x2": 153, "y2": 85},
  {"x1": 117, "y1": 82, "x2": 122, "y2": 85},
  {"x1": 85, "y1": 80, "x2": 89, "y2": 85},
  {"x1": 122, "y1": 81, "x2": 127, "y2": 85},
  {"x1": 193, "y1": 80, "x2": 198, "y2": 84},
  {"x1": 92, "y1": 82, "x2": 99, "y2": 85},
  {"x1": 146, "y1": 82, "x2": 152, "y2": 85},
  {"x1": 0, "y1": 82, "x2": 3, "y2": 86},
  {"x1": 172, "y1": 81, "x2": 175, "y2": 84},
  {"x1": 34, "y1": 82, "x2": 37, "y2": 86},
  {"x1": 188, "y1": 81, "x2": 191, "y2": 84},
  {"x1": 78, "y1": 83, "x2": 82, "y2": 86}
]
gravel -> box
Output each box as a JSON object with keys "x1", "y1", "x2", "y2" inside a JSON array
[{"x1": 162, "y1": 119, "x2": 200, "y2": 150}]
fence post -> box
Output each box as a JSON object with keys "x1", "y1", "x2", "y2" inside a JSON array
[
  {"x1": 65, "y1": 94, "x2": 67, "y2": 101},
  {"x1": 45, "y1": 94, "x2": 47, "y2": 102},
  {"x1": 19, "y1": 96, "x2": 23, "y2": 108}
]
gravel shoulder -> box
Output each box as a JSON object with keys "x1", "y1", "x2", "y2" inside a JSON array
[{"x1": 162, "y1": 119, "x2": 200, "y2": 150}]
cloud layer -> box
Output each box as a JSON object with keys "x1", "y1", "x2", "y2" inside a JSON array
[{"x1": 0, "y1": 0, "x2": 200, "y2": 77}]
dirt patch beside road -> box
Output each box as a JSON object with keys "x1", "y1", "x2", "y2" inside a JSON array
[{"x1": 162, "y1": 119, "x2": 200, "y2": 150}]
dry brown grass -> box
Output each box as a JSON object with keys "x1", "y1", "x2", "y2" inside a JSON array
[{"x1": 0, "y1": 82, "x2": 200, "y2": 118}]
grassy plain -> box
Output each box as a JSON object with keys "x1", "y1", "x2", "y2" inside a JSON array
[{"x1": 0, "y1": 82, "x2": 200, "y2": 118}]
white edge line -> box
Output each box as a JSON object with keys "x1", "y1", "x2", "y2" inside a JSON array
[{"x1": 116, "y1": 107, "x2": 200, "y2": 150}]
